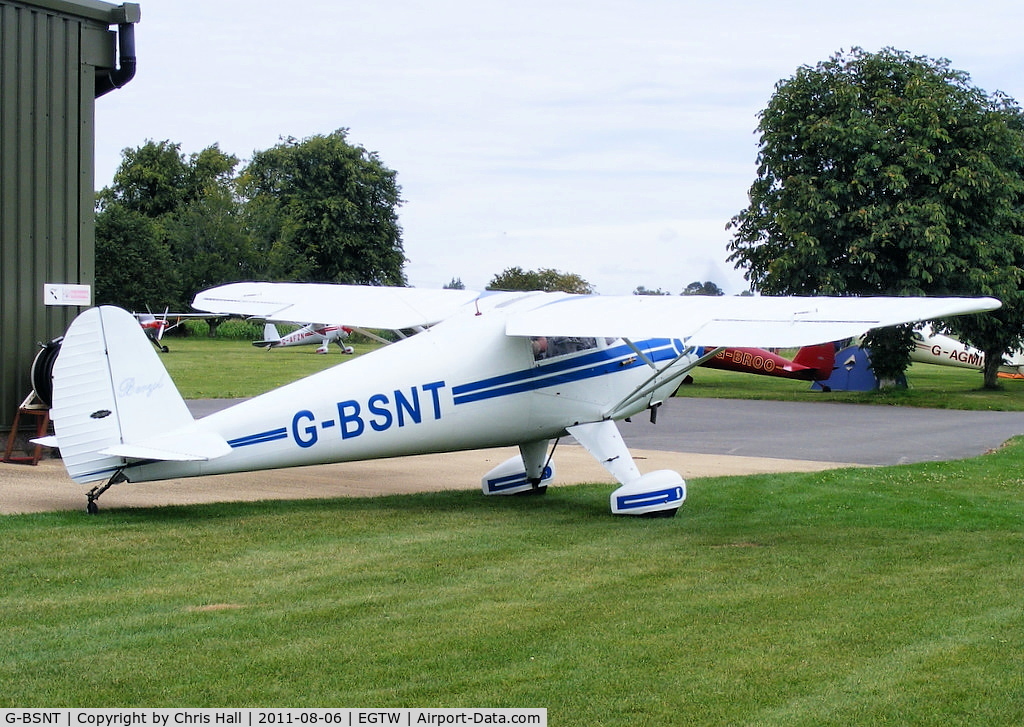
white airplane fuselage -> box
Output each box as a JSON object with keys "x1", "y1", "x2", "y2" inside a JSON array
[
  {"x1": 43, "y1": 286, "x2": 1004, "y2": 515},
  {"x1": 906, "y1": 325, "x2": 1024, "y2": 375},
  {"x1": 128, "y1": 294, "x2": 696, "y2": 483}
]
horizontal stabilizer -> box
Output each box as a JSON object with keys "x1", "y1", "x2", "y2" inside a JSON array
[{"x1": 100, "y1": 427, "x2": 232, "y2": 462}]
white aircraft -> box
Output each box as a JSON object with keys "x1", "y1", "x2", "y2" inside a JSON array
[
  {"x1": 847, "y1": 325, "x2": 1024, "y2": 377},
  {"x1": 255, "y1": 322, "x2": 356, "y2": 354},
  {"x1": 908, "y1": 325, "x2": 1024, "y2": 377},
  {"x1": 133, "y1": 309, "x2": 222, "y2": 353},
  {"x1": 39, "y1": 283, "x2": 999, "y2": 516},
  {"x1": 134, "y1": 310, "x2": 174, "y2": 352}
]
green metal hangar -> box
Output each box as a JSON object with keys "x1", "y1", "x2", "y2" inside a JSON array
[{"x1": 1, "y1": 0, "x2": 139, "y2": 434}]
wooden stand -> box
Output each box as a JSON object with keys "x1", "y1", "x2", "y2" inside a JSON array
[{"x1": 3, "y1": 392, "x2": 51, "y2": 465}]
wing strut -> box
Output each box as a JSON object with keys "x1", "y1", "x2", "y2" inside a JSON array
[
  {"x1": 605, "y1": 343, "x2": 723, "y2": 420},
  {"x1": 624, "y1": 338, "x2": 659, "y2": 370}
]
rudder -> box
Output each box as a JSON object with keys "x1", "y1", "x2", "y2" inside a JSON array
[
  {"x1": 792, "y1": 342, "x2": 837, "y2": 380},
  {"x1": 48, "y1": 306, "x2": 195, "y2": 483}
]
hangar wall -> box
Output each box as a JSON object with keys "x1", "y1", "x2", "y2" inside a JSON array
[{"x1": 0, "y1": 0, "x2": 138, "y2": 431}]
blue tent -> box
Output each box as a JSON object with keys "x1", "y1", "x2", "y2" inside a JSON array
[{"x1": 811, "y1": 345, "x2": 906, "y2": 391}]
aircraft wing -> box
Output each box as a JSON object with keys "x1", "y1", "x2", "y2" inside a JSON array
[
  {"x1": 133, "y1": 312, "x2": 224, "y2": 320},
  {"x1": 193, "y1": 282, "x2": 481, "y2": 330},
  {"x1": 504, "y1": 295, "x2": 1001, "y2": 349}
]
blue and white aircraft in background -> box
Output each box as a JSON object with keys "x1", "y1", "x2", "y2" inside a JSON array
[{"x1": 39, "y1": 283, "x2": 999, "y2": 516}]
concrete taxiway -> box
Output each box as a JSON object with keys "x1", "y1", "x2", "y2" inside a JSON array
[{"x1": 3, "y1": 398, "x2": 1022, "y2": 514}]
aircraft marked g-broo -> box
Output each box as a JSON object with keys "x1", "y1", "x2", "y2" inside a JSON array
[
  {"x1": 39, "y1": 283, "x2": 1000, "y2": 516},
  {"x1": 700, "y1": 343, "x2": 836, "y2": 382}
]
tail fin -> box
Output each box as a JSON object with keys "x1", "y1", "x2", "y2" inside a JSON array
[
  {"x1": 792, "y1": 342, "x2": 837, "y2": 381},
  {"x1": 252, "y1": 323, "x2": 281, "y2": 349},
  {"x1": 47, "y1": 306, "x2": 201, "y2": 483}
]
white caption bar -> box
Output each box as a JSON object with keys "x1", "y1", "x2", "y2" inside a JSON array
[{"x1": 0, "y1": 709, "x2": 546, "y2": 727}]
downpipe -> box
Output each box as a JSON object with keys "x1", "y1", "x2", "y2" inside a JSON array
[{"x1": 95, "y1": 22, "x2": 137, "y2": 98}]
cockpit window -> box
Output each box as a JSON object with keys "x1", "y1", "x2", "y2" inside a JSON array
[{"x1": 531, "y1": 336, "x2": 610, "y2": 361}]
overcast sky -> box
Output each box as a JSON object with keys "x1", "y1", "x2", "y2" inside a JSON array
[{"x1": 94, "y1": 0, "x2": 1024, "y2": 296}]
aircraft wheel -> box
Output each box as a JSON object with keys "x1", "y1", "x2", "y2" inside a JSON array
[
  {"x1": 515, "y1": 485, "x2": 547, "y2": 496},
  {"x1": 87, "y1": 501, "x2": 99, "y2": 515},
  {"x1": 161, "y1": 345, "x2": 169, "y2": 353},
  {"x1": 640, "y1": 508, "x2": 678, "y2": 518}
]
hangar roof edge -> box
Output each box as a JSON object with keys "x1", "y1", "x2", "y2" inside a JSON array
[{"x1": 12, "y1": 0, "x2": 140, "y2": 25}]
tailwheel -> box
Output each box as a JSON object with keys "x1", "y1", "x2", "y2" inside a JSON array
[{"x1": 85, "y1": 470, "x2": 127, "y2": 514}]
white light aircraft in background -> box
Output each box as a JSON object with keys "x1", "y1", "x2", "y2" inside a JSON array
[
  {"x1": 908, "y1": 325, "x2": 1024, "y2": 377},
  {"x1": 134, "y1": 311, "x2": 173, "y2": 352},
  {"x1": 133, "y1": 310, "x2": 227, "y2": 353},
  {"x1": 848, "y1": 325, "x2": 1024, "y2": 377},
  {"x1": 255, "y1": 322, "x2": 356, "y2": 354},
  {"x1": 39, "y1": 283, "x2": 999, "y2": 516}
]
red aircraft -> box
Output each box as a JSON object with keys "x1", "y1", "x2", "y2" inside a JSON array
[{"x1": 699, "y1": 342, "x2": 837, "y2": 382}]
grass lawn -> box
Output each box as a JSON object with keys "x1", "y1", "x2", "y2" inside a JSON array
[
  {"x1": 2, "y1": 440, "x2": 1023, "y2": 721},
  {"x1": 4, "y1": 334, "x2": 1023, "y2": 719},
  {"x1": 156, "y1": 335, "x2": 371, "y2": 399}
]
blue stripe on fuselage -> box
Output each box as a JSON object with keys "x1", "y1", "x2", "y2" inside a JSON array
[
  {"x1": 228, "y1": 427, "x2": 289, "y2": 448},
  {"x1": 452, "y1": 338, "x2": 682, "y2": 406}
]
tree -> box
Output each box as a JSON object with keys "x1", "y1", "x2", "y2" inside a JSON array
[
  {"x1": 164, "y1": 188, "x2": 254, "y2": 302},
  {"x1": 94, "y1": 204, "x2": 175, "y2": 310},
  {"x1": 941, "y1": 105, "x2": 1024, "y2": 387},
  {"x1": 681, "y1": 281, "x2": 724, "y2": 296},
  {"x1": 96, "y1": 141, "x2": 253, "y2": 310},
  {"x1": 100, "y1": 140, "x2": 190, "y2": 218},
  {"x1": 241, "y1": 129, "x2": 406, "y2": 286},
  {"x1": 444, "y1": 277, "x2": 466, "y2": 290},
  {"x1": 633, "y1": 286, "x2": 670, "y2": 296},
  {"x1": 487, "y1": 266, "x2": 594, "y2": 294},
  {"x1": 727, "y1": 48, "x2": 1024, "y2": 386}
]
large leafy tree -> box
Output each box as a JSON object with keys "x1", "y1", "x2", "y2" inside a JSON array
[
  {"x1": 942, "y1": 106, "x2": 1024, "y2": 387},
  {"x1": 164, "y1": 187, "x2": 253, "y2": 303},
  {"x1": 100, "y1": 140, "x2": 190, "y2": 218},
  {"x1": 727, "y1": 48, "x2": 1024, "y2": 386},
  {"x1": 94, "y1": 204, "x2": 175, "y2": 311},
  {"x1": 487, "y1": 266, "x2": 594, "y2": 294},
  {"x1": 241, "y1": 129, "x2": 406, "y2": 286},
  {"x1": 96, "y1": 141, "x2": 253, "y2": 310}
]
